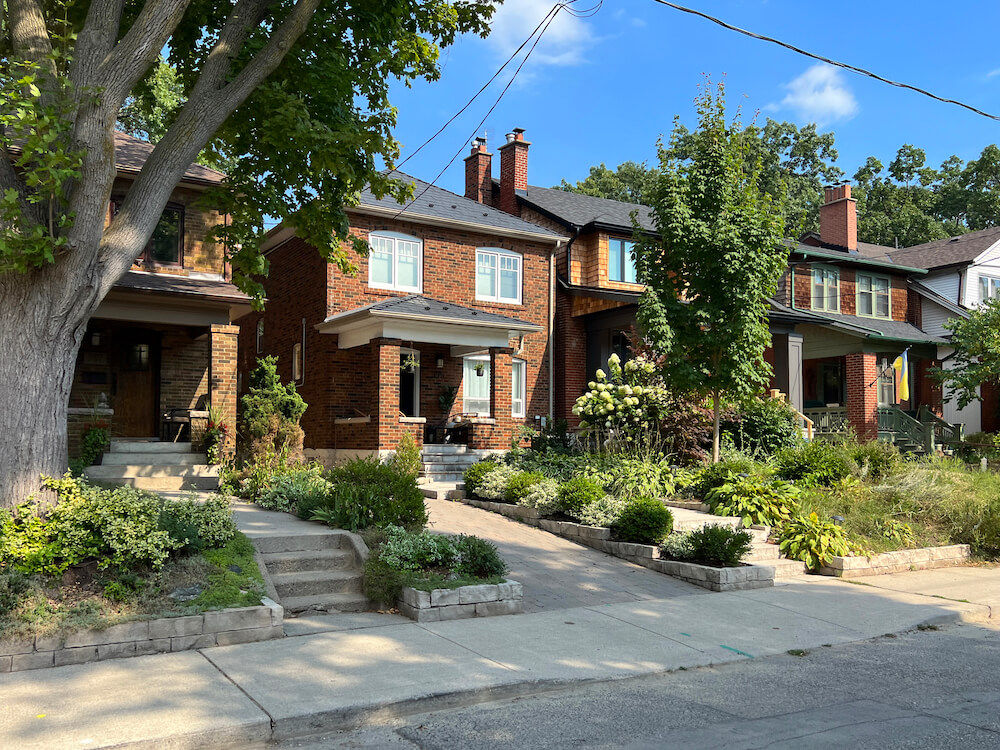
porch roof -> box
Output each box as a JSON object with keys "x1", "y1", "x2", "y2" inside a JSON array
[
  {"x1": 114, "y1": 270, "x2": 251, "y2": 303},
  {"x1": 316, "y1": 294, "x2": 542, "y2": 349},
  {"x1": 807, "y1": 310, "x2": 947, "y2": 345}
]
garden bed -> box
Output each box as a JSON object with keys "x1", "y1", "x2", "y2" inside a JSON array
[
  {"x1": 462, "y1": 498, "x2": 774, "y2": 591},
  {"x1": 398, "y1": 580, "x2": 523, "y2": 622},
  {"x1": 819, "y1": 545, "x2": 972, "y2": 578},
  {"x1": 0, "y1": 598, "x2": 284, "y2": 673}
]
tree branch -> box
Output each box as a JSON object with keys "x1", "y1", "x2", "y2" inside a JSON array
[
  {"x1": 70, "y1": 0, "x2": 126, "y2": 90},
  {"x1": 7, "y1": 0, "x2": 54, "y2": 69}
]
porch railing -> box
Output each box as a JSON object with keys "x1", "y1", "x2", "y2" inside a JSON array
[
  {"x1": 802, "y1": 406, "x2": 849, "y2": 435},
  {"x1": 878, "y1": 406, "x2": 934, "y2": 453},
  {"x1": 916, "y1": 405, "x2": 965, "y2": 445}
]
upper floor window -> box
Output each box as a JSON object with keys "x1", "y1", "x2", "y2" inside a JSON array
[
  {"x1": 857, "y1": 273, "x2": 891, "y2": 319},
  {"x1": 980, "y1": 274, "x2": 1000, "y2": 302},
  {"x1": 811, "y1": 266, "x2": 839, "y2": 312},
  {"x1": 113, "y1": 198, "x2": 183, "y2": 266},
  {"x1": 512, "y1": 358, "x2": 526, "y2": 418},
  {"x1": 368, "y1": 231, "x2": 422, "y2": 292},
  {"x1": 476, "y1": 248, "x2": 522, "y2": 304},
  {"x1": 608, "y1": 238, "x2": 637, "y2": 283}
]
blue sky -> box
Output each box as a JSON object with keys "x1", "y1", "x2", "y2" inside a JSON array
[{"x1": 387, "y1": 0, "x2": 1000, "y2": 194}]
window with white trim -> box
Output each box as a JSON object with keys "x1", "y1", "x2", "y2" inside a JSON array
[
  {"x1": 811, "y1": 265, "x2": 839, "y2": 312},
  {"x1": 856, "y1": 273, "x2": 891, "y2": 319},
  {"x1": 463, "y1": 355, "x2": 491, "y2": 415},
  {"x1": 368, "y1": 231, "x2": 422, "y2": 292},
  {"x1": 511, "y1": 358, "x2": 526, "y2": 418},
  {"x1": 476, "y1": 248, "x2": 522, "y2": 304},
  {"x1": 980, "y1": 274, "x2": 1000, "y2": 302}
]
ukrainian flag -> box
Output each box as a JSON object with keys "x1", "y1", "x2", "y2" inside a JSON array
[{"x1": 892, "y1": 350, "x2": 909, "y2": 403}]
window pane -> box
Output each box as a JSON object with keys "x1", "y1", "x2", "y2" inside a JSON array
[
  {"x1": 396, "y1": 240, "x2": 419, "y2": 289},
  {"x1": 512, "y1": 360, "x2": 525, "y2": 416},
  {"x1": 148, "y1": 208, "x2": 181, "y2": 263},
  {"x1": 858, "y1": 275, "x2": 872, "y2": 293},
  {"x1": 499, "y1": 265, "x2": 518, "y2": 301},
  {"x1": 370, "y1": 236, "x2": 393, "y2": 285},
  {"x1": 464, "y1": 358, "x2": 491, "y2": 410},
  {"x1": 812, "y1": 278, "x2": 824, "y2": 309},
  {"x1": 477, "y1": 252, "x2": 497, "y2": 298},
  {"x1": 876, "y1": 292, "x2": 890, "y2": 318},
  {"x1": 859, "y1": 292, "x2": 873, "y2": 316},
  {"x1": 609, "y1": 239, "x2": 623, "y2": 282},
  {"x1": 623, "y1": 241, "x2": 637, "y2": 283}
]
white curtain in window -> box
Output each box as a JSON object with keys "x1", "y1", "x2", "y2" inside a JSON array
[{"x1": 463, "y1": 357, "x2": 491, "y2": 415}]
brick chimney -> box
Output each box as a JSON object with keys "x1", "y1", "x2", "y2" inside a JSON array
[
  {"x1": 820, "y1": 183, "x2": 857, "y2": 252},
  {"x1": 498, "y1": 127, "x2": 529, "y2": 216},
  {"x1": 464, "y1": 137, "x2": 492, "y2": 205}
]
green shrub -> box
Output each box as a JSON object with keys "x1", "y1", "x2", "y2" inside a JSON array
[
  {"x1": 691, "y1": 454, "x2": 770, "y2": 498},
  {"x1": 846, "y1": 439, "x2": 901, "y2": 482},
  {"x1": 476, "y1": 465, "x2": 516, "y2": 501},
  {"x1": 778, "y1": 513, "x2": 857, "y2": 570},
  {"x1": 774, "y1": 440, "x2": 854, "y2": 486},
  {"x1": 576, "y1": 494, "x2": 626, "y2": 528},
  {"x1": 454, "y1": 535, "x2": 507, "y2": 578},
  {"x1": 362, "y1": 554, "x2": 404, "y2": 607},
  {"x1": 660, "y1": 532, "x2": 697, "y2": 561},
  {"x1": 950, "y1": 496, "x2": 1000, "y2": 559},
  {"x1": 307, "y1": 458, "x2": 427, "y2": 531},
  {"x1": 69, "y1": 422, "x2": 111, "y2": 474},
  {"x1": 683, "y1": 524, "x2": 753, "y2": 567},
  {"x1": 0, "y1": 569, "x2": 29, "y2": 618},
  {"x1": 378, "y1": 526, "x2": 458, "y2": 571},
  {"x1": 464, "y1": 461, "x2": 499, "y2": 497},
  {"x1": 602, "y1": 458, "x2": 675, "y2": 500},
  {"x1": 506, "y1": 451, "x2": 590, "y2": 482},
  {"x1": 611, "y1": 496, "x2": 673, "y2": 544},
  {"x1": 240, "y1": 356, "x2": 307, "y2": 463},
  {"x1": 706, "y1": 475, "x2": 800, "y2": 527},
  {"x1": 389, "y1": 433, "x2": 423, "y2": 479},
  {"x1": 558, "y1": 476, "x2": 605, "y2": 516},
  {"x1": 504, "y1": 471, "x2": 545, "y2": 503},
  {"x1": 722, "y1": 398, "x2": 802, "y2": 457},
  {"x1": 257, "y1": 467, "x2": 331, "y2": 513},
  {"x1": 520, "y1": 478, "x2": 561, "y2": 516}
]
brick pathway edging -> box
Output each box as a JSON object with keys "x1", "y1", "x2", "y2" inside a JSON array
[
  {"x1": 0, "y1": 598, "x2": 284, "y2": 673},
  {"x1": 461, "y1": 498, "x2": 775, "y2": 592}
]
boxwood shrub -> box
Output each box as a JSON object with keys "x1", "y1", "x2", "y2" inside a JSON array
[{"x1": 611, "y1": 496, "x2": 673, "y2": 545}]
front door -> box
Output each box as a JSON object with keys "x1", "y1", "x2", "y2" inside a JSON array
[
  {"x1": 399, "y1": 350, "x2": 420, "y2": 418},
  {"x1": 114, "y1": 331, "x2": 160, "y2": 437}
]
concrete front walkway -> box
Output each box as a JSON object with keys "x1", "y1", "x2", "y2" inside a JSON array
[
  {"x1": 853, "y1": 564, "x2": 1000, "y2": 616},
  {"x1": 425, "y1": 497, "x2": 705, "y2": 612},
  {"x1": 1, "y1": 577, "x2": 991, "y2": 749}
]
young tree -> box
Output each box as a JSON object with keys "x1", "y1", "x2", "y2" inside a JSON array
[
  {"x1": 635, "y1": 82, "x2": 788, "y2": 462},
  {"x1": 933, "y1": 298, "x2": 1000, "y2": 410},
  {"x1": 0, "y1": 0, "x2": 495, "y2": 506}
]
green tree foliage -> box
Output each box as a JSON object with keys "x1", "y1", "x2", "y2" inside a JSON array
[
  {"x1": 116, "y1": 58, "x2": 185, "y2": 144},
  {"x1": 635, "y1": 83, "x2": 788, "y2": 461},
  {"x1": 557, "y1": 161, "x2": 657, "y2": 204},
  {"x1": 933, "y1": 297, "x2": 1000, "y2": 409},
  {"x1": 240, "y1": 356, "x2": 307, "y2": 462}
]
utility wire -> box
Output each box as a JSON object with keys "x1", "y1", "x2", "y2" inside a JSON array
[{"x1": 651, "y1": 0, "x2": 1000, "y2": 123}]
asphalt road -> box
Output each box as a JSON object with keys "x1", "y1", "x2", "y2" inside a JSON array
[{"x1": 277, "y1": 622, "x2": 1000, "y2": 749}]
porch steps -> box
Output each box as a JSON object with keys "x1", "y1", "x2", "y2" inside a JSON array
[
  {"x1": 420, "y1": 445, "x2": 484, "y2": 484},
  {"x1": 420, "y1": 481, "x2": 466, "y2": 501},
  {"x1": 85, "y1": 439, "x2": 218, "y2": 491},
  {"x1": 255, "y1": 532, "x2": 370, "y2": 616}
]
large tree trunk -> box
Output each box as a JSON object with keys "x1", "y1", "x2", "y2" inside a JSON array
[{"x1": 0, "y1": 269, "x2": 92, "y2": 508}]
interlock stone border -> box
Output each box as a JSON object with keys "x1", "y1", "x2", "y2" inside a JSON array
[
  {"x1": 0, "y1": 598, "x2": 284, "y2": 673},
  {"x1": 398, "y1": 580, "x2": 524, "y2": 622},
  {"x1": 820, "y1": 544, "x2": 971, "y2": 578},
  {"x1": 462, "y1": 498, "x2": 775, "y2": 592}
]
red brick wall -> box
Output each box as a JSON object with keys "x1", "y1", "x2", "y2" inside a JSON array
[
  {"x1": 209, "y1": 324, "x2": 239, "y2": 455},
  {"x1": 464, "y1": 147, "x2": 493, "y2": 206},
  {"x1": 819, "y1": 185, "x2": 857, "y2": 251},
  {"x1": 498, "y1": 140, "x2": 528, "y2": 216},
  {"x1": 846, "y1": 352, "x2": 878, "y2": 439},
  {"x1": 791, "y1": 263, "x2": 908, "y2": 321}
]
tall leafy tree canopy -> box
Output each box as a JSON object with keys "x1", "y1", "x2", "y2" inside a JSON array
[
  {"x1": 635, "y1": 83, "x2": 788, "y2": 462},
  {"x1": 933, "y1": 298, "x2": 1000, "y2": 410}
]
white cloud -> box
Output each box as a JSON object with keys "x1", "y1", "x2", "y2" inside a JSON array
[
  {"x1": 485, "y1": 0, "x2": 595, "y2": 67},
  {"x1": 774, "y1": 64, "x2": 859, "y2": 124},
  {"x1": 987, "y1": 68, "x2": 1000, "y2": 79}
]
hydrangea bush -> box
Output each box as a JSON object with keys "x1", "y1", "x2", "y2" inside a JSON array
[{"x1": 572, "y1": 354, "x2": 668, "y2": 443}]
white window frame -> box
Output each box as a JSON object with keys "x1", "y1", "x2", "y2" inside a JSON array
[
  {"x1": 256, "y1": 319, "x2": 264, "y2": 353},
  {"x1": 608, "y1": 238, "x2": 637, "y2": 284},
  {"x1": 292, "y1": 342, "x2": 303, "y2": 383},
  {"x1": 811, "y1": 265, "x2": 840, "y2": 312},
  {"x1": 511, "y1": 358, "x2": 526, "y2": 418},
  {"x1": 463, "y1": 355, "x2": 491, "y2": 416},
  {"x1": 399, "y1": 348, "x2": 420, "y2": 418},
  {"x1": 980, "y1": 274, "x2": 1000, "y2": 303},
  {"x1": 856, "y1": 273, "x2": 891, "y2": 320},
  {"x1": 368, "y1": 231, "x2": 423, "y2": 293},
  {"x1": 476, "y1": 247, "x2": 522, "y2": 304}
]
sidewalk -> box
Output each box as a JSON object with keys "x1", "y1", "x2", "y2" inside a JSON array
[{"x1": 0, "y1": 576, "x2": 992, "y2": 749}]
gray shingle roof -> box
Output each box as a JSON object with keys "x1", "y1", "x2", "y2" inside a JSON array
[
  {"x1": 511, "y1": 183, "x2": 657, "y2": 232},
  {"x1": 356, "y1": 172, "x2": 563, "y2": 240},
  {"x1": 887, "y1": 227, "x2": 1000, "y2": 270},
  {"x1": 809, "y1": 310, "x2": 946, "y2": 344},
  {"x1": 323, "y1": 294, "x2": 540, "y2": 330}
]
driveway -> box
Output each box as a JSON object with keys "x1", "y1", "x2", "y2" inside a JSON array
[
  {"x1": 857, "y1": 565, "x2": 1000, "y2": 616},
  {"x1": 425, "y1": 498, "x2": 705, "y2": 613}
]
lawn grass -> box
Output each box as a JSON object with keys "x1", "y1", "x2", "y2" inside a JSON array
[{"x1": 0, "y1": 531, "x2": 265, "y2": 641}]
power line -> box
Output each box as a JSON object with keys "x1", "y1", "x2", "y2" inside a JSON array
[
  {"x1": 651, "y1": 0, "x2": 1000, "y2": 123},
  {"x1": 389, "y1": 0, "x2": 604, "y2": 220}
]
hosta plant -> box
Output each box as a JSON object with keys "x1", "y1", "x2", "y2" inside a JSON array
[
  {"x1": 706, "y1": 475, "x2": 800, "y2": 527},
  {"x1": 778, "y1": 513, "x2": 857, "y2": 571}
]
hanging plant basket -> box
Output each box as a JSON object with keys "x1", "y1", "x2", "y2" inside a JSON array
[{"x1": 474, "y1": 363, "x2": 486, "y2": 376}]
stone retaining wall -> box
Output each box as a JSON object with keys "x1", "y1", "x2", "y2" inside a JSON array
[
  {"x1": 820, "y1": 545, "x2": 972, "y2": 578},
  {"x1": 399, "y1": 580, "x2": 524, "y2": 622},
  {"x1": 0, "y1": 598, "x2": 284, "y2": 673},
  {"x1": 462, "y1": 498, "x2": 774, "y2": 592}
]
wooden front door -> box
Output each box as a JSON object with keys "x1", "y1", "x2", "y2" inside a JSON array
[{"x1": 113, "y1": 332, "x2": 160, "y2": 437}]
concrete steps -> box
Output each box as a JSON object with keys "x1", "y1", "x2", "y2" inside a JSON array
[
  {"x1": 86, "y1": 439, "x2": 218, "y2": 491},
  {"x1": 420, "y1": 482, "x2": 466, "y2": 501},
  {"x1": 253, "y1": 531, "x2": 371, "y2": 616},
  {"x1": 420, "y1": 444, "x2": 482, "y2": 484}
]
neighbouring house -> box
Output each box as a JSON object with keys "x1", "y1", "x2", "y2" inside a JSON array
[
  {"x1": 463, "y1": 129, "x2": 962, "y2": 447},
  {"x1": 876, "y1": 227, "x2": 1000, "y2": 433},
  {"x1": 68, "y1": 132, "x2": 250, "y2": 459},
  {"x1": 237, "y1": 170, "x2": 566, "y2": 465}
]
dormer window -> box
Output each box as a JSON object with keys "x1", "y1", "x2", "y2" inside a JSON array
[
  {"x1": 857, "y1": 273, "x2": 891, "y2": 319},
  {"x1": 608, "y1": 238, "x2": 637, "y2": 283},
  {"x1": 811, "y1": 266, "x2": 839, "y2": 312}
]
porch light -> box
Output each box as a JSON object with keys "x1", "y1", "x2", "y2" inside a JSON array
[{"x1": 436, "y1": 356, "x2": 444, "y2": 369}]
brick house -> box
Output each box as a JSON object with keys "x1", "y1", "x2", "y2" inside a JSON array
[
  {"x1": 69, "y1": 132, "x2": 250, "y2": 457},
  {"x1": 465, "y1": 130, "x2": 959, "y2": 444},
  {"x1": 238, "y1": 171, "x2": 566, "y2": 463}
]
